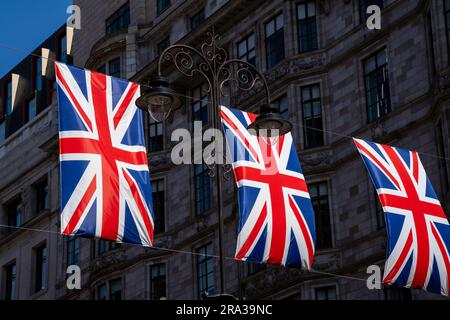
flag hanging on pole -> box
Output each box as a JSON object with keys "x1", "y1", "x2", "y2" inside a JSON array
[
  {"x1": 353, "y1": 138, "x2": 450, "y2": 296},
  {"x1": 220, "y1": 106, "x2": 316, "y2": 270},
  {"x1": 56, "y1": 62, "x2": 155, "y2": 247}
]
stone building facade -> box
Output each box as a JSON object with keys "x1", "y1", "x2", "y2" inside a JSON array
[{"x1": 0, "y1": 0, "x2": 449, "y2": 300}]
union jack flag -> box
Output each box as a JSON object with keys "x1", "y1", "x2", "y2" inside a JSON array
[
  {"x1": 220, "y1": 106, "x2": 316, "y2": 269},
  {"x1": 56, "y1": 62, "x2": 154, "y2": 247},
  {"x1": 354, "y1": 138, "x2": 450, "y2": 295}
]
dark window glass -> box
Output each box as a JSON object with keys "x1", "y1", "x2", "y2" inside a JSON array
[
  {"x1": 97, "y1": 284, "x2": 106, "y2": 300},
  {"x1": 384, "y1": 286, "x2": 412, "y2": 300},
  {"x1": 238, "y1": 33, "x2": 256, "y2": 66},
  {"x1": 97, "y1": 64, "x2": 106, "y2": 74},
  {"x1": 310, "y1": 182, "x2": 332, "y2": 249},
  {"x1": 5, "y1": 79, "x2": 12, "y2": 115},
  {"x1": 157, "y1": 0, "x2": 171, "y2": 15},
  {"x1": 437, "y1": 121, "x2": 450, "y2": 193},
  {"x1": 315, "y1": 286, "x2": 337, "y2": 300},
  {"x1": 67, "y1": 236, "x2": 79, "y2": 267},
  {"x1": 106, "y1": 2, "x2": 130, "y2": 34},
  {"x1": 27, "y1": 96, "x2": 36, "y2": 122},
  {"x1": 301, "y1": 84, "x2": 324, "y2": 148},
  {"x1": 149, "y1": 116, "x2": 164, "y2": 152},
  {"x1": 36, "y1": 179, "x2": 49, "y2": 213},
  {"x1": 58, "y1": 35, "x2": 69, "y2": 64},
  {"x1": 158, "y1": 37, "x2": 171, "y2": 56},
  {"x1": 194, "y1": 163, "x2": 212, "y2": 215},
  {"x1": 98, "y1": 239, "x2": 121, "y2": 255},
  {"x1": 0, "y1": 121, "x2": 5, "y2": 143},
  {"x1": 191, "y1": 9, "x2": 205, "y2": 30},
  {"x1": 265, "y1": 14, "x2": 285, "y2": 69},
  {"x1": 374, "y1": 189, "x2": 385, "y2": 229},
  {"x1": 34, "y1": 57, "x2": 42, "y2": 91},
  {"x1": 5, "y1": 263, "x2": 16, "y2": 300},
  {"x1": 7, "y1": 199, "x2": 23, "y2": 228},
  {"x1": 273, "y1": 95, "x2": 288, "y2": 120},
  {"x1": 109, "y1": 279, "x2": 122, "y2": 300},
  {"x1": 108, "y1": 58, "x2": 121, "y2": 78},
  {"x1": 34, "y1": 244, "x2": 47, "y2": 293},
  {"x1": 150, "y1": 263, "x2": 167, "y2": 300},
  {"x1": 297, "y1": 2, "x2": 318, "y2": 53},
  {"x1": 364, "y1": 48, "x2": 391, "y2": 123},
  {"x1": 192, "y1": 83, "x2": 209, "y2": 126},
  {"x1": 197, "y1": 243, "x2": 214, "y2": 299},
  {"x1": 152, "y1": 179, "x2": 165, "y2": 233},
  {"x1": 359, "y1": 0, "x2": 384, "y2": 23},
  {"x1": 247, "y1": 262, "x2": 266, "y2": 275},
  {"x1": 446, "y1": 1, "x2": 450, "y2": 62}
]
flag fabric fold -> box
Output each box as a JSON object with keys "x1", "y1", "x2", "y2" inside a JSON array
[
  {"x1": 220, "y1": 106, "x2": 316, "y2": 270},
  {"x1": 56, "y1": 62, "x2": 154, "y2": 247},
  {"x1": 353, "y1": 137, "x2": 450, "y2": 296}
]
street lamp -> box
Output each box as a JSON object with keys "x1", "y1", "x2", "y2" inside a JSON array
[{"x1": 136, "y1": 31, "x2": 292, "y2": 296}]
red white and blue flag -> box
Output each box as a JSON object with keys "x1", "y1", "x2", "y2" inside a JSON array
[
  {"x1": 220, "y1": 106, "x2": 316, "y2": 270},
  {"x1": 354, "y1": 138, "x2": 450, "y2": 295},
  {"x1": 56, "y1": 62, "x2": 154, "y2": 247}
]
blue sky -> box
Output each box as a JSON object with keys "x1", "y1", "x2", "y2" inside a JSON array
[{"x1": 0, "y1": 0, "x2": 73, "y2": 78}]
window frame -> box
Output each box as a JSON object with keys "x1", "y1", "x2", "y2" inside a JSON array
[
  {"x1": 196, "y1": 243, "x2": 215, "y2": 299},
  {"x1": 264, "y1": 13, "x2": 285, "y2": 69},
  {"x1": 4, "y1": 261, "x2": 17, "y2": 300},
  {"x1": 192, "y1": 83, "x2": 209, "y2": 126},
  {"x1": 363, "y1": 47, "x2": 391, "y2": 123},
  {"x1": 297, "y1": 1, "x2": 318, "y2": 53},
  {"x1": 148, "y1": 114, "x2": 164, "y2": 153},
  {"x1": 34, "y1": 242, "x2": 47, "y2": 293},
  {"x1": 152, "y1": 178, "x2": 166, "y2": 234},
  {"x1": 105, "y1": 2, "x2": 130, "y2": 35},
  {"x1": 194, "y1": 163, "x2": 212, "y2": 216},
  {"x1": 149, "y1": 262, "x2": 167, "y2": 300},
  {"x1": 300, "y1": 83, "x2": 324, "y2": 149},
  {"x1": 66, "y1": 236, "x2": 80, "y2": 267},
  {"x1": 108, "y1": 57, "x2": 121, "y2": 79},
  {"x1": 309, "y1": 181, "x2": 332, "y2": 250},
  {"x1": 314, "y1": 285, "x2": 337, "y2": 300},
  {"x1": 237, "y1": 33, "x2": 256, "y2": 66}
]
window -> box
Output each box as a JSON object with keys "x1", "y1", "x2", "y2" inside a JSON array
[
  {"x1": 315, "y1": 286, "x2": 337, "y2": 300},
  {"x1": 150, "y1": 263, "x2": 167, "y2": 300},
  {"x1": 157, "y1": 0, "x2": 171, "y2": 15},
  {"x1": 301, "y1": 84, "x2": 324, "y2": 148},
  {"x1": 106, "y1": 2, "x2": 130, "y2": 34},
  {"x1": 109, "y1": 278, "x2": 122, "y2": 300},
  {"x1": 35, "y1": 179, "x2": 49, "y2": 213},
  {"x1": 34, "y1": 57, "x2": 42, "y2": 92},
  {"x1": 4, "y1": 262, "x2": 17, "y2": 300},
  {"x1": 359, "y1": 0, "x2": 383, "y2": 23},
  {"x1": 108, "y1": 58, "x2": 121, "y2": 78},
  {"x1": 5, "y1": 79, "x2": 12, "y2": 115},
  {"x1": 34, "y1": 243, "x2": 47, "y2": 293},
  {"x1": 67, "y1": 236, "x2": 79, "y2": 267},
  {"x1": 364, "y1": 48, "x2": 391, "y2": 123},
  {"x1": 374, "y1": 189, "x2": 385, "y2": 229},
  {"x1": 197, "y1": 243, "x2": 214, "y2": 298},
  {"x1": 58, "y1": 34, "x2": 69, "y2": 64},
  {"x1": 158, "y1": 37, "x2": 171, "y2": 56},
  {"x1": 297, "y1": 2, "x2": 318, "y2": 53},
  {"x1": 0, "y1": 121, "x2": 4, "y2": 144},
  {"x1": 7, "y1": 199, "x2": 23, "y2": 228},
  {"x1": 265, "y1": 13, "x2": 285, "y2": 69},
  {"x1": 310, "y1": 182, "x2": 332, "y2": 249},
  {"x1": 437, "y1": 121, "x2": 449, "y2": 193},
  {"x1": 194, "y1": 163, "x2": 212, "y2": 215},
  {"x1": 97, "y1": 284, "x2": 107, "y2": 300},
  {"x1": 273, "y1": 95, "x2": 288, "y2": 119},
  {"x1": 384, "y1": 286, "x2": 412, "y2": 300},
  {"x1": 191, "y1": 9, "x2": 205, "y2": 30},
  {"x1": 97, "y1": 64, "x2": 106, "y2": 74},
  {"x1": 238, "y1": 33, "x2": 256, "y2": 66},
  {"x1": 149, "y1": 116, "x2": 164, "y2": 152},
  {"x1": 192, "y1": 83, "x2": 209, "y2": 126},
  {"x1": 27, "y1": 96, "x2": 36, "y2": 122},
  {"x1": 248, "y1": 262, "x2": 266, "y2": 275},
  {"x1": 98, "y1": 239, "x2": 121, "y2": 255},
  {"x1": 152, "y1": 179, "x2": 165, "y2": 233}
]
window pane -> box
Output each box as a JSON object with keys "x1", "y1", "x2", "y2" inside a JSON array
[
  {"x1": 28, "y1": 97, "x2": 36, "y2": 121},
  {"x1": 298, "y1": 4, "x2": 306, "y2": 19}
]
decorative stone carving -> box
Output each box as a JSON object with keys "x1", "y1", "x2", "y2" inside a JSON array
[
  {"x1": 92, "y1": 250, "x2": 127, "y2": 272},
  {"x1": 301, "y1": 150, "x2": 333, "y2": 169}
]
